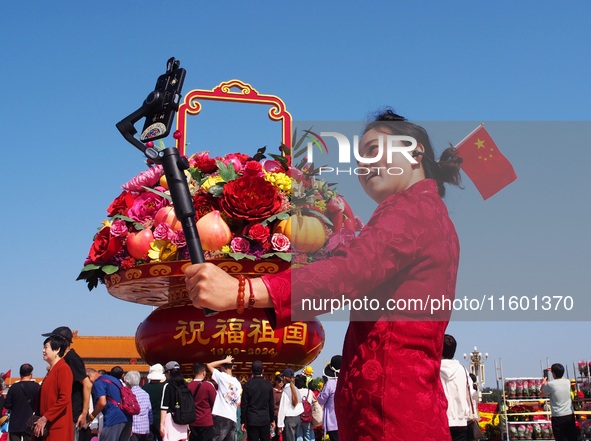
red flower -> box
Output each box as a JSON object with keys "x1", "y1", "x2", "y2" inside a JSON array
[
  {"x1": 190, "y1": 152, "x2": 218, "y2": 174},
  {"x1": 120, "y1": 256, "x2": 137, "y2": 270},
  {"x1": 107, "y1": 191, "x2": 136, "y2": 217},
  {"x1": 193, "y1": 191, "x2": 220, "y2": 220},
  {"x1": 86, "y1": 227, "x2": 123, "y2": 264},
  {"x1": 220, "y1": 176, "x2": 282, "y2": 221},
  {"x1": 243, "y1": 160, "x2": 263, "y2": 177},
  {"x1": 247, "y1": 223, "x2": 271, "y2": 242}
]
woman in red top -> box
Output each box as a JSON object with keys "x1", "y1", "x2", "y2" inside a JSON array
[
  {"x1": 185, "y1": 109, "x2": 462, "y2": 441},
  {"x1": 33, "y1": 335, "x2": 73, "y2": 440}
]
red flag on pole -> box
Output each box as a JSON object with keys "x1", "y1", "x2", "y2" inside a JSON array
[
  {"x1": 1, "y1": 369, "x2": 11, "y2": 380},
  {"x1": 455, "y1": 125, "x2": 517, "y2": 200}
]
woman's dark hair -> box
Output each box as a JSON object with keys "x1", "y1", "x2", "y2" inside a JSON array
[
  {"x1": 43, "y1": 336, "x2": 68, "y2": 357},
  {"x1": 167, "y1": 368, "x2": 187, "y2": 388},
  {"x1": 442, "y1": 334, "x2": 457, "y2": 360},
  {"x1": 295, "y1": 374, "x2": 307, "y2": 389},
  {"x1": 364, "y1": 107, "x2": 463, "y2": 197}
]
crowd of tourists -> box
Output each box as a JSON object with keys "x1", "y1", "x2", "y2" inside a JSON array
[{"x1": 0, "y1": 325, "x2": 343, "y2": 441}]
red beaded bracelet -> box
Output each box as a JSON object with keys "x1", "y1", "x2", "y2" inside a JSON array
[
  {"x1": 246, "y1": 277, "x2": 255, "y2": 309},
  {"x1": 236, "y1": 275, "x2": 246, "y2": 314}
]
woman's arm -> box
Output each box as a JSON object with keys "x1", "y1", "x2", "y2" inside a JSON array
[
  {"x1": 42, "y1": 366, "x2": 73, "y2": 422},
  {"x1": 185, "y1": 264, "x2": 273, "y2": 312}
]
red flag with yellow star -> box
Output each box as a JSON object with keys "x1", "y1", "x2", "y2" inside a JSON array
[{"x1": 455, "y1": 125, "x2": 517, "y2": 200}]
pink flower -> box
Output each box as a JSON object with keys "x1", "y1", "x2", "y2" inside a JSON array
[
  {"x1": 153, "y1": 223, "x2": 173, "y2": 240},
  {"x1": 271, "y1": 233, "x2": 290, "y2": 252},
  {"x1": 122, "y1": 165, "x2": 163, "y2": 192},
  {"x1": 110, "y1": 219, "x2": 129, "y2": 237},
  {"x1": 127, "y1": 192, "x2": 168, "y2": 223},
  {"x1": 223, "y1": 153, "x2": 249, "y2": 173},
  {"x1": 261, "y1": 159, "x2": 284, "y2": 173},
  {"x1": 230, "y1": 237, "x2": 250, "y2": 254},
  {"x1": 171, "y1": 229, "x2": 186, "y2": 248}
]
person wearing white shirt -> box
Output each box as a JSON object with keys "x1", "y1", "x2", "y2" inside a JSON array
[
  {"x1": 277, "y1": 369, "x2": 303, "y2": 441},
  {"x1": 541, "y1": 364, "x2": 577, "y2": 441},
  {"x1": 207, "y1": 356, "x2": 242, "y2": 441}
]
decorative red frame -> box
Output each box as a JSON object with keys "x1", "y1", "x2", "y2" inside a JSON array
[{"x1": 175, "y1": 80, "x2": 292, "y2": 159}]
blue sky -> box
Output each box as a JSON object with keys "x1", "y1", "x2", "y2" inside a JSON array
[{"x1": 2, "y1": 1, "x2": 591, "y2": 384}]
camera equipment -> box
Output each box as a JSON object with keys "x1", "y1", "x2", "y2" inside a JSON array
[{"x1": 115, "y1": 57, "x2": 216, "y2": 316}]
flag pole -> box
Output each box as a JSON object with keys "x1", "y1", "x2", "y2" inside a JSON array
[{"x1": 454, "y1": 122, "x2": 485, "y2": 148}]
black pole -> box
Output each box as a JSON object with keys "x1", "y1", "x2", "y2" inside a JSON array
[{"x1": 115, "y1": 58, "x2": 217, "y2": 316}]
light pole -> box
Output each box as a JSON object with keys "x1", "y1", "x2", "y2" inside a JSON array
[{"x1": 463, "y1": 346, "x2": 488, "y2": 401}]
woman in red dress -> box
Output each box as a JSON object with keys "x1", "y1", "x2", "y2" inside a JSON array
[
  {"x1": 33, "y1": 335, "x2": 73, "y2": 440},
  {"x1": 185, "y1": 109, "x2": 463, "y2": 441}
]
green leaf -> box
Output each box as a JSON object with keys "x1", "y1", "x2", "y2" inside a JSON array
[
  {"x1": 209, "y1": 184, "x2": 224, "y2": 198},
  {"x1": 228, "y1": 253, "x2": 257, "y2": 261},
  {"x1": 102, "y1": 265, "x2": 120, "y2": 275},
  {"x1": 261, "y1": 210, "x2": 291, "y2": 226},
  {"x1": 216, "y1": 160, "x2": 238, "y2": 182},
  {"x1": 302, "y1": 208, "x2": 333, "y2": 227},
  {"x1": 268, "y1": 153, "x2": 289, "y2": 169},
  {"x1": 252, "y1": 147, "x2": 267, "y2": 162},
  {"x1": 112, "y1": 214, "x2": 136, "y2": 223},
  {"x1": 87, "y1": 277, "x2": 99, "y2": 291},
  {"x1": 81, "y1": 263, "x2": 102, "y2": 271},
  {"x1": 261, "y1": 252, "x2": 292, "y2": 262},
  {"x1": 189, "y1": 167, "x2": 205, "y2": 182},
  {"x1": 141, "y1": 186, "x2": 172, "y2": 202}
]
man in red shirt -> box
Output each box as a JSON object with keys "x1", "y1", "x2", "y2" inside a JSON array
[{"x1": 187, "y1": 362, "x2": 216, "y2": 441}]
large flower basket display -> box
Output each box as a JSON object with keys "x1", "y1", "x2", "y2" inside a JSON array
[{"x1": 78, "y1": 80, "x2": 360, "y2": 378}]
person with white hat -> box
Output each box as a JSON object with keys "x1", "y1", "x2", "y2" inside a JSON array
[
  {"x1": 318, "y1": 356, "x2": 341, "y2": 441},
  {"x1": 142, "y1": 363, "x2": 166, "y2": 441}
]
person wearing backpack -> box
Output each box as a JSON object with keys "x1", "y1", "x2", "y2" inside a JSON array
[
  {"x1": 187, "y1": 362, "x2": 216, "y2": 441},
  {"x1": 240, "y1": 360, "x2": 275, "y2": 441},
  {"x1": 160, "y1": 361, "x2": 190, "y2": 441},
  {"x1": 3, "y1": 363, "x2": 40, "y2": 441},
  {"x1": 124, "y1": 371, "x2": 153, "y2": 441},
  {"x1": 295, "y1": 374, "x2": 315, "y2": 441},
  {"x1": 87, "y1": 368, "x2": 132, "y2": 441}
]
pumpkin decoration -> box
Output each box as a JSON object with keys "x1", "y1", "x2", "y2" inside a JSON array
[{"x1": 274, "y1": 213, "x2": 326, "y2": 253}]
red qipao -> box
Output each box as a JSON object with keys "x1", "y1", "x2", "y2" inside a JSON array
[
  {"x1": 262, "y1": 179, "x2": 459, "y2": 441},
  {"x1": 35, "y1": 357, "x2": 74, "y2": 441}
]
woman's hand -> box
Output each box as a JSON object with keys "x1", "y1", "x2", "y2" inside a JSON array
[
  {"x1": 34, "y1": 416, "x2": 48, "y2": 437},
  {"x1": 184, "y1": 263, "x2": 240, "y2": 311}
]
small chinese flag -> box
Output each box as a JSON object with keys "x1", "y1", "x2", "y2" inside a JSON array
[
  {"x1": 1, "y1": 369, "x2": 11, "y2": 380},
  {"x1": 455, "y1": 125, "x2": 517, "y2": 200}
]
